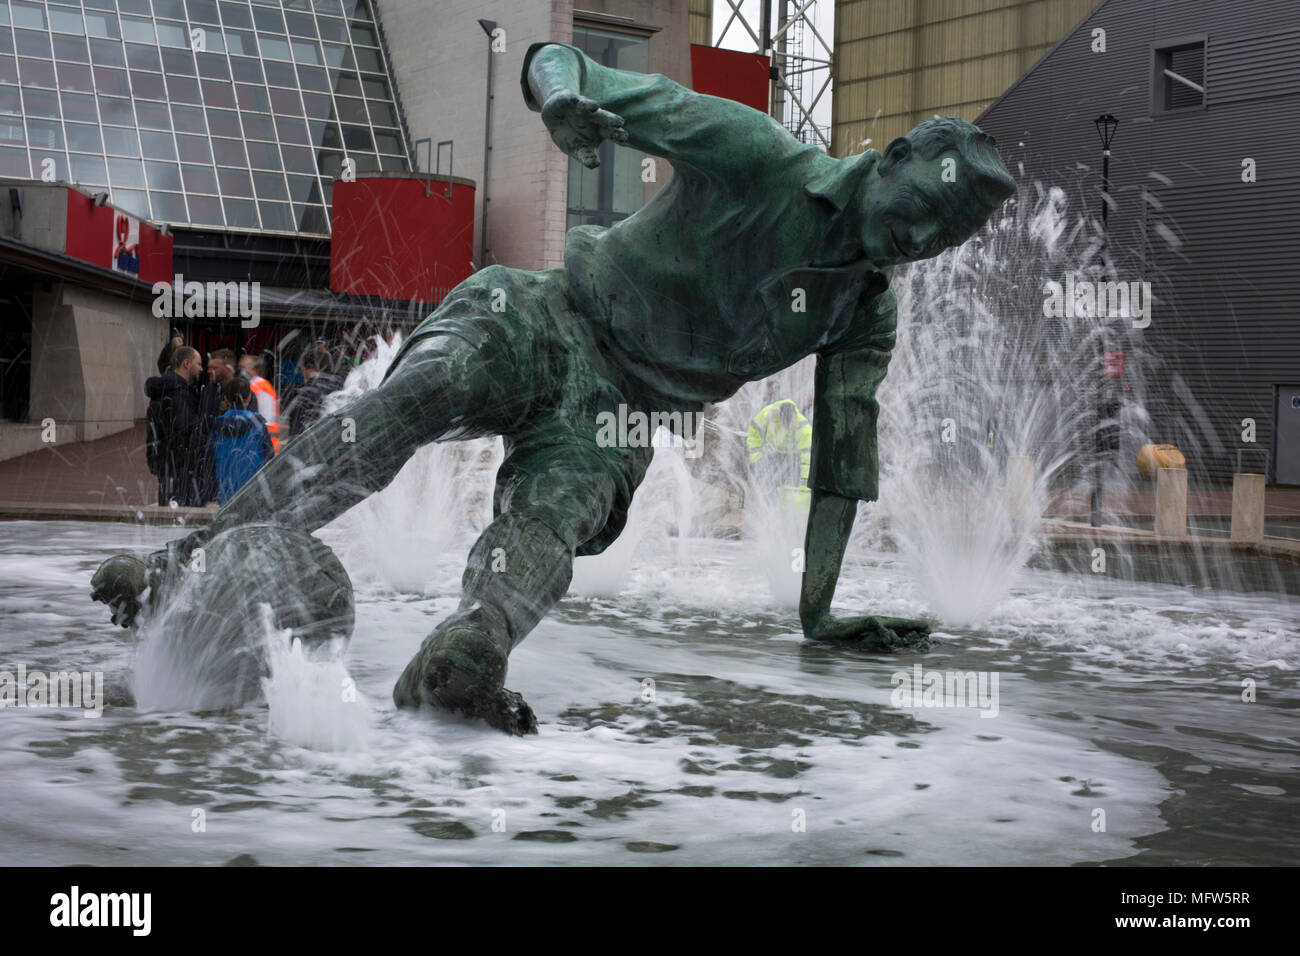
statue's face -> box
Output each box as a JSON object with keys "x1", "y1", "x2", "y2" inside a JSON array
[{"x1": 860, "y1": 146, "x2": 991, "y2": 267}]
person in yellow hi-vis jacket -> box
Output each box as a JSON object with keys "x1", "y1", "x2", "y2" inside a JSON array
[{"x1": 747, "y1": 399, "x2": 813, "y2": 515}]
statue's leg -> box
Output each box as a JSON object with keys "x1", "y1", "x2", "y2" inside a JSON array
[{"x1": 393, "y1": 443, "x2": 638, "y2": 735}]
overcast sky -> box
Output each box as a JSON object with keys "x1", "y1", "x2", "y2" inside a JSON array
[{"x1": 709, "y1": 0, "x2": 836, "y2": 140}]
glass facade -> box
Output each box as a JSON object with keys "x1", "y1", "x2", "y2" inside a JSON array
[
  {"x1": 565, "y1": 24, "x2": 648, "y2": 231},
  {"x1": 0, "y1": 0, "x2": 410, "y2": 235}
]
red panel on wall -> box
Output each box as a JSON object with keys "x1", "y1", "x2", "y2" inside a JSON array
[
  {"x1": 63, "y1": 187, "x2": 173, "y2": 283},
  {"x1": 690, "y1": 44, "x2": 770, "y2": 114},
  {"x1": 135, "y1": 219, "x2": 174, "y2": 284},
  {"x1": 64, "y1": 189, "x2": 114, "y2": 270},
  {"x1": 330, "y1": 176, "x2": 476, "y2": 303}
]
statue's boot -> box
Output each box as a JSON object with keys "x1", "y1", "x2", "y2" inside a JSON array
[
  {"x1": 91, "y1": 552, "x2": 158, "y2": 629},
  {"x1": 92, "y1": 534, "x2": 203, "y2": 630},
  {"x1": 393, "y1": 608, "x2": 538, "y2": 736},
  {"x1": 393, "y1": 514, "x2": 576, "y2": 735}
]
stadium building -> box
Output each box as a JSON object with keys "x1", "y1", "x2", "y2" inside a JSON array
[{"x1": 0, "y1": 0, "x2": 709, "y2": 461}]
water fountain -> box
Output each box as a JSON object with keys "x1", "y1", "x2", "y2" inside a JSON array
[
  {"x1": 321, "y1": 333, "x2": 503, "y2": 595},
  {"x1": 3, "y1": 169, "x2": 1296, "y2": 864},
  {"x1": 870, "y1": 183, "x2": 1144, "y2": 623}
]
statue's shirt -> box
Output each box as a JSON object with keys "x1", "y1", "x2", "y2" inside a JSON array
[{"x1": 522, "y1": 42, "x2": 900, "y2": 502}]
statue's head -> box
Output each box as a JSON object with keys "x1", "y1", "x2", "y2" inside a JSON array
[{"x1": 859, "y1": 117, "x2": 1016, "y2": 267}]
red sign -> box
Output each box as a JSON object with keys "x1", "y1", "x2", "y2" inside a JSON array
[
  {"x1": 690, "y1": 45, "x2": 770, "y2": 114},
  {"x1": 1103, "y1": 349, "x2": 1125, "y2": 378},
  {"x1": 63, "y1": 187, "x2": 172, "y2": 283},
  {"x1": 330, "y1": 176, "x2": 475, "y2": 303},
  {"x1": 112, "y1": 210, "x2": 141, "y2": 275}
]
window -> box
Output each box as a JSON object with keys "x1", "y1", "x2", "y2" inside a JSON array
[
  {"x1": 0, "y1": 0, "x2": 408, "y2": 233},
  {"x1": 566, "y1": 25, "x2": 651, "y2": 231},
  {"x1": 1155, "y1": 40, "x2": 1205, "y2": 111}
]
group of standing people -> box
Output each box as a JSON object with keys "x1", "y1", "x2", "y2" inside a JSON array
[{"x1": 145, "y1": 332, "x2": 343, "y2": 508}]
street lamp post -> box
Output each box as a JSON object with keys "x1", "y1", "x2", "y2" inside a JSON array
[
  {"x1": 1091, "y1": 113, "x2": 1119, "y2": 528},
  {"x1": 477, "y1": 19, "x2": 497, "y2": 269}
]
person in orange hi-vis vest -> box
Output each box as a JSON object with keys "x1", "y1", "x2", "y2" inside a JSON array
[{"x1": 238, "y1": 353, "x2": 282, "y2": 454}]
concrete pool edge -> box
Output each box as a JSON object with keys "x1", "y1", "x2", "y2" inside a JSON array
[
  {"x1": 0, "y1": 500, "x2": 215, "y2": 526},
  {"x1": 2, "y1": 505, "x2": 1297, "y2": 594}
]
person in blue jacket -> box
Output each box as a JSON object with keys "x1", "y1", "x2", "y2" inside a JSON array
[{"x1": 212, "y1": 378, "x2": 273, "y2": 504}]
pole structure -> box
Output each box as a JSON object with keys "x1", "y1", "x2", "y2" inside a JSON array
[
  {"x1": 760, "y1": 0, "x2": 774, "y2": 117},
  {"x1": 477, "y1": 19, "x2": 497, "y2": 269},
  {"x1": 1091, "y1": 114, "x2": 1118, "y2": 528}
]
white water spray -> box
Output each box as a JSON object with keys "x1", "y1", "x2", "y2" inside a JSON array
[{"x1": 322, "y1": 334, "x2": 502, "y2": 594}]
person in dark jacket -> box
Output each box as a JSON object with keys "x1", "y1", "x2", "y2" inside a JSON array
[
  {"x1": 212, "y1": 377, "x2": 274, "y2": 504},
  {"x1": 194, "y1": 348, "x2": 237, "y2": 503},
  {"x1": 144, "y1": 346, "x2": 203, "y2": 506},
  {"x1": 285, "y1": 352, "x2": 345, "y2": 437}
]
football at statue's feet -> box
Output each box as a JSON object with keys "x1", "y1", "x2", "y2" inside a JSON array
[{"x1": 92, "y1": 524, "x2": 356, "y2": 709}]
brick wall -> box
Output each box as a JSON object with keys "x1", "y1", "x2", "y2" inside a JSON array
[
  {"x1": 380, "y1": 0, "x2": 694, "y2": 273},
  {"x1": 379, "y1": 0, "x2": 574, "y2": 271}
]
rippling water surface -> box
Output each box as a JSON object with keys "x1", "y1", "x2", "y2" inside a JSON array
[{"x1": 1, "y1": 520, "x2": 1295, "y2": 866}]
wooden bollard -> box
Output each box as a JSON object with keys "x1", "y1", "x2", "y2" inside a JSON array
[
  {"x1": 1230, "y1": 473, "x2": 1266, "y2": 543},
  {"x1": 1154, "y1": 467, "x2": 1188, "y2": 537}
]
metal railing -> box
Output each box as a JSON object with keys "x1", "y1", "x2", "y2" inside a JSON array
[{"x1": 413, "y1": 137, "x2": 455, "y2": 199}]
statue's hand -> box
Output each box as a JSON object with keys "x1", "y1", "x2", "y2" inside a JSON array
[
  {"x1": 805, "y1": 614, "x2": 932, "y2": 652},
  {"x1": 541, "y1": 90, "x2": 628, "y2": 169}
]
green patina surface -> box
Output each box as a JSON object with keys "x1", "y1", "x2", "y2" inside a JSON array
[{"x1": 94, "y1": 42, "x2": 1015, "y2": 733}]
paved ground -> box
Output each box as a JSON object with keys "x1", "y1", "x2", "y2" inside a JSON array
[
  {"x1": 1045, "y1": 488, "x2": 1300, "y2": 519},
  {"x1": 0, "y1": 422, "x2": 213, "y2": 525},
  {"x1": 0, "y1": 423, "x2": 1297, "y2": 529},
  {"x1": 1043, "y1": 517, "x2": 1300, "y2": 557}
]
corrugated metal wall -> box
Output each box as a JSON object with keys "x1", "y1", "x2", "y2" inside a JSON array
[
  {"x1": 831, "y1": 0, "x2": 1099, "y2": 158},
  {"x1": 689, "y1": 0, "x2": 712, "y2": 44},
  {"x1": 974, "y1": 0, "x2": 1300, "y2": 483}
]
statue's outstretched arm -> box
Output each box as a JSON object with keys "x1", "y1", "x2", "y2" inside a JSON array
[
  {"x1": 799, "y1": 490, "x2": 928, "y2": 650},
  {"x1": 522, "y1": 41, "x2": 800, "y2": 180},
  {"x1": 799, "y1": 290, "x2": 932, "y2": 650}
]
